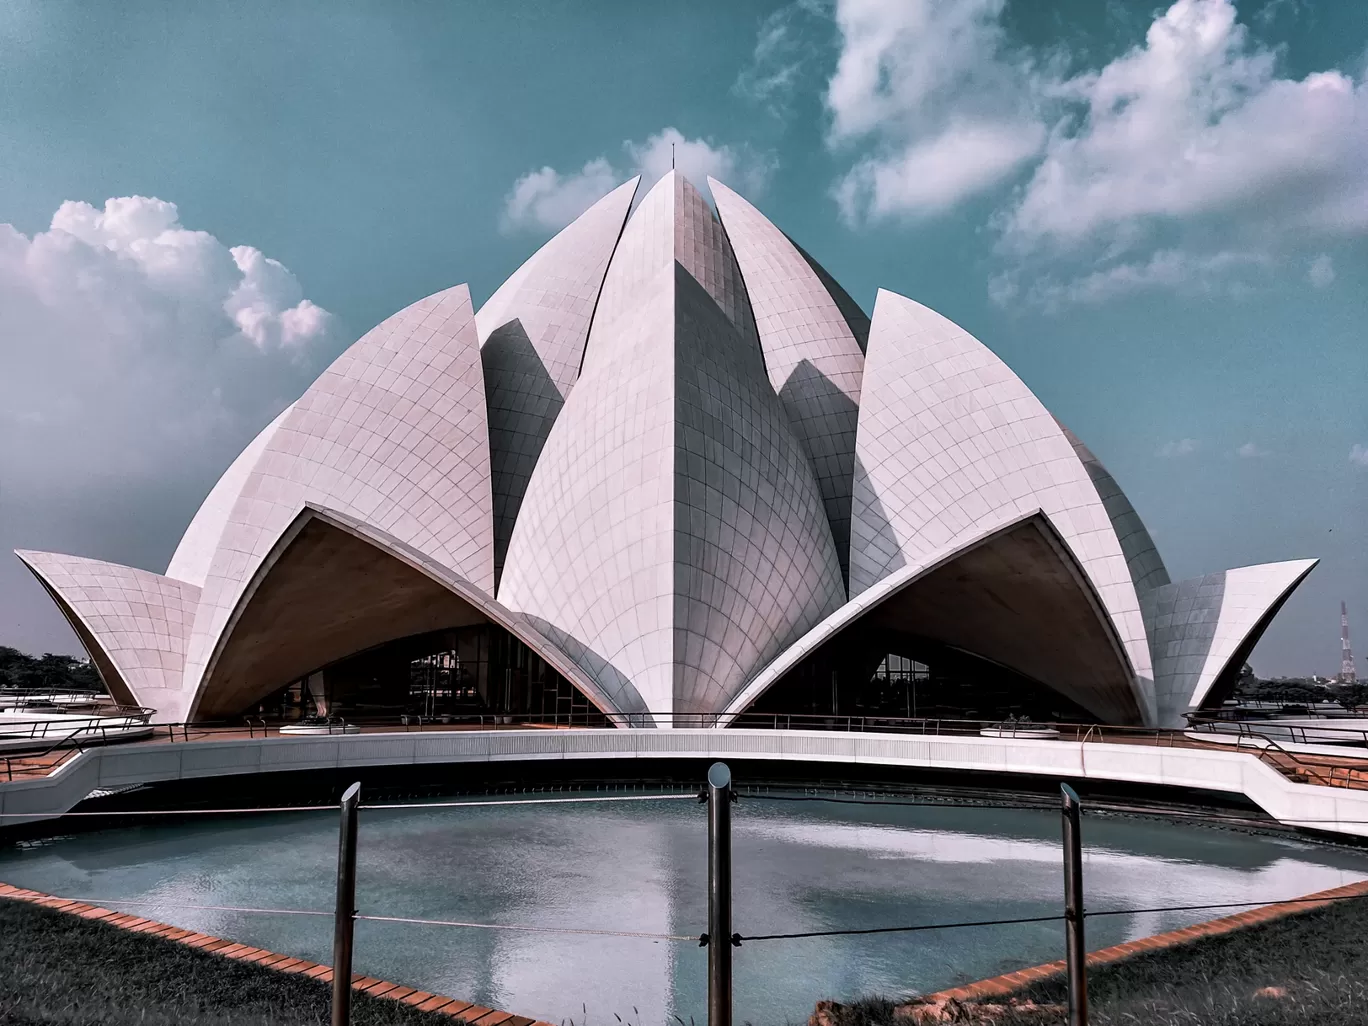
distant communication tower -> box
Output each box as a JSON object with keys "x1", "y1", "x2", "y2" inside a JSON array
[{"x1": 1341, "y1": 602, "x2": 1358, "y2": 684}]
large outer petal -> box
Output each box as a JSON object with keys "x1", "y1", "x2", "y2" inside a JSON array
[
  {"x1": 183, "y1": 284, "x2": 493, "y2": 717},
  {"x1": 193, "y1": 505, "x2": 623, "y2": 722},
  {"x1": 499, "y1": 172, "x2": 845, "y2": 722},
  {"x1": 477, "y1": 178, "x2": 639, "y2": 585},
  {"x1": 1056, "y1": 420, "x2": 1170, "y2": 595},
  {"x1": 851, "y1": 288, "x2": 1155, "y2": 721},
  {"x1": 724, "y1": 510, "x2": 1139, "y2": 723},
  {"x1": 710, "y1": 178, "x2": 867, "y2": 586},
  {"x1": 165, "y1": 404, "x2": 294, "y2": 587},
  {"x1": 15, "y1": 550, "x2": 199, "y2": 721},
  {"x1": 1143, "y1": 559, "x2": 1318, "y2": 726}
]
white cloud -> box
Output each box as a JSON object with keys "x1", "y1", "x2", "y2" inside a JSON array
[
  {"x1": 814, "y1": 0, "x2": 1367, "y2": 303},
  {"x1": 1157, "y1": 438, "x2": 1199, "y2": 458},
  {"x1": 500, "y1": 159, "x2": 620, "y2": 237},
  {"x1": 826, "y1": 0, "x2": 1044, "y2": 222},
  {"x1": 990, "y1": 248, "x2": 1267, "y2": 310},
  {"x1": 1351, "y1": 444, "x2": 1368, "y2": 468},
  {"x1": 501, "y1": 128, "x2": 775, "y2": 233},
  {"x1": 1001, "y1": 0, "x2": 1368, "y2": 257},
  {"x1": 733, "y1": 1, "x2": 829, "y2": 117},
  {"x1": 0, "y1": 195, "x2": 330, "y2": 484},
  {"x1": 835, "y1": 118, "x2": 1044, "y2": 222},
  {"x1": 1308, "y1": 254, "x2": 1336, "y2": 288},
  {"x1": 1237, "y1": 441, "x2": 1270, "y2": 458}
]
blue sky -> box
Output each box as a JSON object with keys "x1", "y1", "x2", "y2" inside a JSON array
[{"x1": 0, "y1": 0, "x2": 1364, "y2": 676}]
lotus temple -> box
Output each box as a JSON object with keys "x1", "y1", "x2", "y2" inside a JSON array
[{"x1": 15, "y1": 173, "x2": 1317, "y2": 732}]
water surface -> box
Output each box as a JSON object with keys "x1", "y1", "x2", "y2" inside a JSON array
[{"x1": 2, "y1": 795, "x2": 1364, "y2": 1024}]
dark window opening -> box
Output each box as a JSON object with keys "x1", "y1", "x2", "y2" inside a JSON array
[
  {"x1": 252, "y1": 623, "x2": 609, "y2": 726},
  {"x1": 743, "y1": 626, "x2": 1099, "y2": 725}
]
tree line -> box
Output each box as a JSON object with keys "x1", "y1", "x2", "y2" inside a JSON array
[{"x1": 0, "y1": 646, "x2": 104, "y2": 693}]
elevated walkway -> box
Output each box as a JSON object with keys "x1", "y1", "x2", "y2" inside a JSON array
[{"x1": 4, "y1": 725, "x2": 1368, "y2": 838}]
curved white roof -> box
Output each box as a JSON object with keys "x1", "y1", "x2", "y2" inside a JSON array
[
  {"x1": 725, "y1": 508, "x2": 1138, "y2": 722},
  {"x1": 1057, "y1": 420, "x2": 1170, "y2": 596},
  {"x1": 17, "y1": 173, "x2": 1318, "y2": 729},
  {"x1": 192, "y1": 503, "x2": 627, "y2": 723},
  {"x1": 164, "y1": 404, "x2": 294, "y2": 588},
  {"x1": 477, "y1": 176, "x2": 639, "y2": 392}
]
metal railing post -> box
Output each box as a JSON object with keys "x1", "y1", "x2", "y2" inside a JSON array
[
  {"x1": 331, "y1": 782, "x2": 361, "y2": 1026},
  {"x1": 1061, "y1": 783, "x2": 1088, "y2": 1026},
  {"x1": 707, "y1": 762, "x2": 734, "y2": 1026}
]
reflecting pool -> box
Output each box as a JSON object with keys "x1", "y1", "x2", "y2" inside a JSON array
[{"x1": 2, "y1": 794, "x2": 1365, "y2": 1024}]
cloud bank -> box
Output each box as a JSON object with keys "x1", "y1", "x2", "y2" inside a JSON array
[
  {"x1": 736, "y1": 0, "x2": 1366, "y2": 306},
  {"x1": 0, "y1": 196, "x2": 330, "y2": 483},
  {"x1": 825, "y1": 0, "x2": 1046, "y2": 221}
]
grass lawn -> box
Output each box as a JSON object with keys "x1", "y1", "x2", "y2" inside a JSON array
[
  {"x1": 818, "y1": 895, "x2": 1368, "y2": 1025},
  {"x1": 0, "y1": 898, "x2": 463, "y2": 1026}
]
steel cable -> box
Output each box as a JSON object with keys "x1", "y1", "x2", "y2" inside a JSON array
[
  {"x1": 5, "y1": 893, "x2": 697, "y2": 939},
  {"x1": 1084, "y1": 892, "x2": 1368, "y2": 918},
  {"x1": 736, "y1": 913, "x2": 1066, "y2": 942},
  {"x1": 734, "y1": 891, "x2": 1368, "y2": 943},
  {"x1": 365, "y1": 794, "x2": 699, "y2": 811}
]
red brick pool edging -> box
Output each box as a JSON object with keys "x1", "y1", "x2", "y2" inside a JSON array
[
  {"x1": 0, "y1": 882, "x2": 552, "y2": 1026},
  {"x1": 917, "y1": 877, "x2": 1368, "y2": 1005}
]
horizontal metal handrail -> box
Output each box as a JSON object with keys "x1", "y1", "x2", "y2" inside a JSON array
[
  {"x1": 0, "y1": 707, "x2": 156, "y2": 740},
  {"x1": 1185, "y1": 716, "x2": 1368, "y2": 788},
  {"x1": 2, "y1": 721, "x2": 122, "y2": 782},
  {"x1": 8, "y1": 706, "x2": 1368, "y2": 789}
]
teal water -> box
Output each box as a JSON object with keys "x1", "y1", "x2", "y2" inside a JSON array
[{"x1": 1, "y1": 796, "x2": 1365, "y2": 1024}]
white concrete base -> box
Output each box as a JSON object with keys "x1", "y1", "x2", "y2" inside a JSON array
[
  {"x1": 278, "y1": 722, "x2": 361, "y2": 736},
  {"x1": 2, "y1": 728, "x2": 1368, "y2": 838}
]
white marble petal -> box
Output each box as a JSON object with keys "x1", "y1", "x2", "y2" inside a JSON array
[
  {"x1": 499, "y1": 173, "x2": 845, "y2": 722},
  {"x1": 16, "y1": 550, "x2": 200, "y2": 722},
  {"x1": 182, "y1": 284, "x2": 493, "y2": 717},
  {"x1": 478, "y1": 177, "x2": 639, "y2": 586},
  {"x1": 1144, "y1": 559, "x2": 1318, "y2": 726},
  {"x1": 851, "y1": 289, "x2": 1156, "y2": 722},
  {"x1": 710, "y1": 178, "x2": 867, "y2": 586}
]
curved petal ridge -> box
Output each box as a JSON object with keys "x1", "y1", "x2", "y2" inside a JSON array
[
  {"x1": 16, "y1": 549, "x2": 199, "y2": 721},
  {"x1": 477, "y1": 176, "x2": 639, "y2": 394},
  {"x1": 500, "y1": 232, "x2": 845, "y2": 721},
  {"x1": 1056, "y1": 420, "x2": 1170, "y2": 595},
  {"x1": 588, "y1": 172, "x2": 762, "y2": 370}
]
